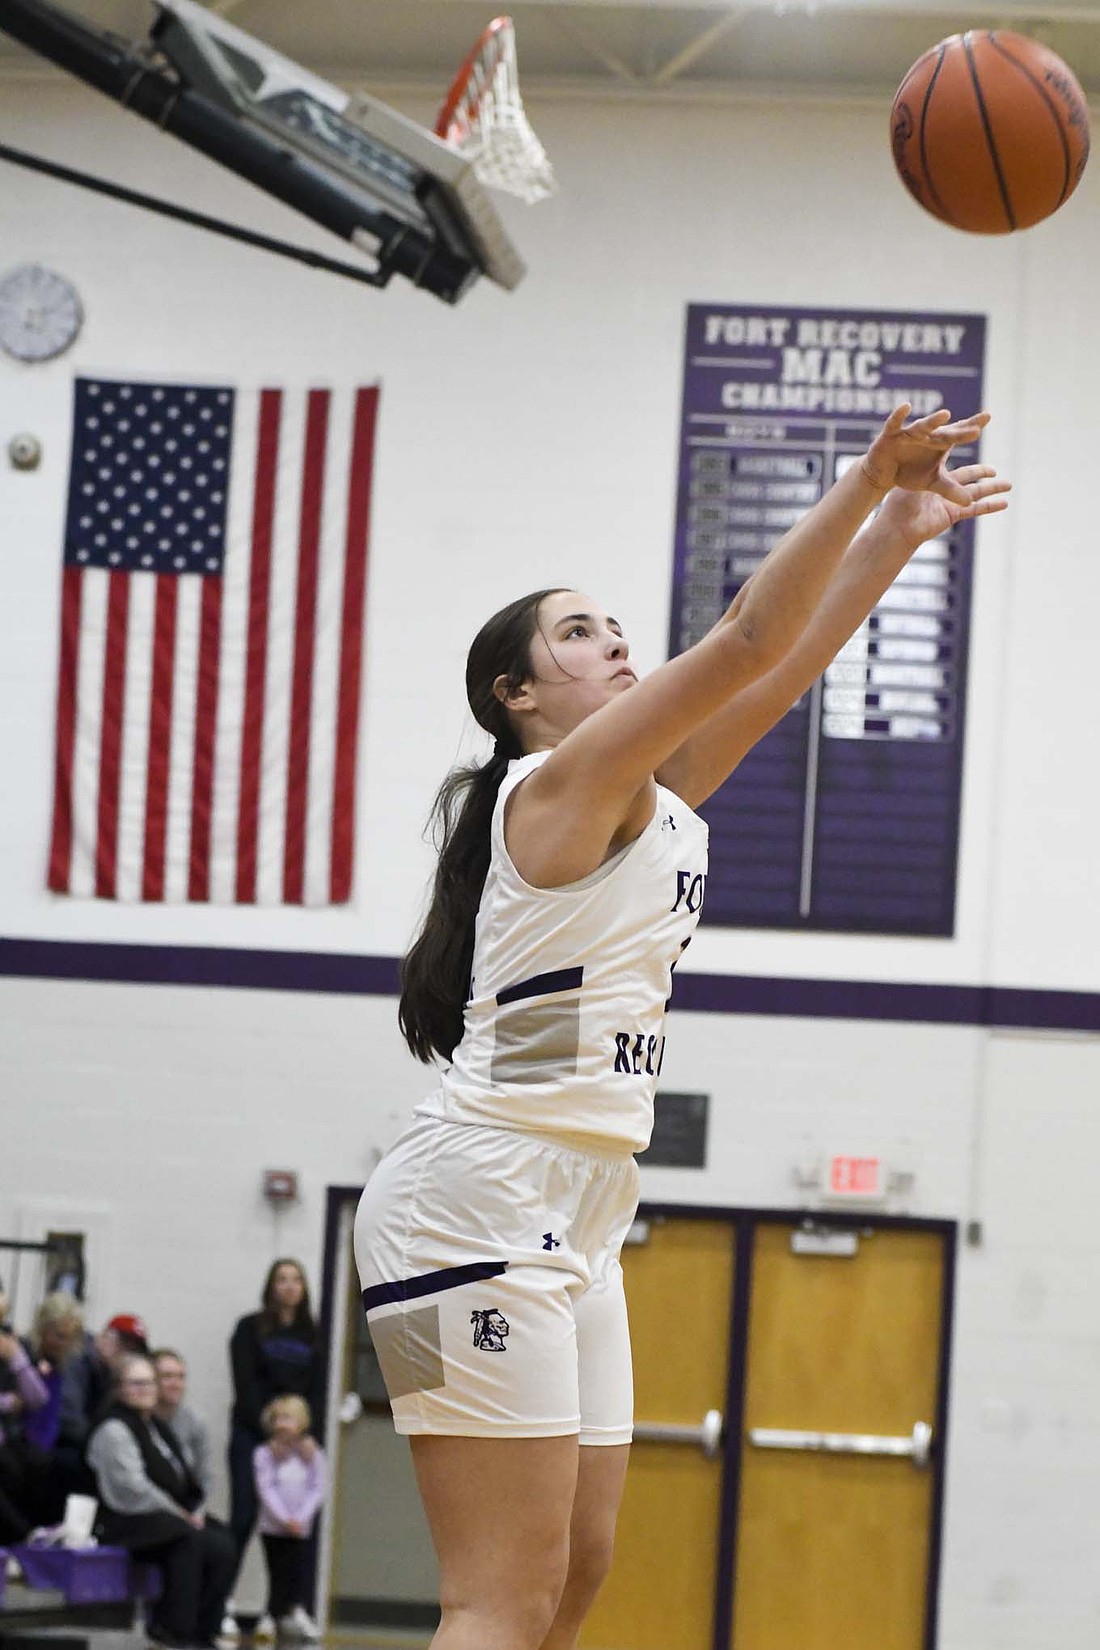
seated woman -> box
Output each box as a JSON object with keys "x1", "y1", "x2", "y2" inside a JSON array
[{"x1": 86, "y1": 1354, "x2": 235, "y2": 1650}]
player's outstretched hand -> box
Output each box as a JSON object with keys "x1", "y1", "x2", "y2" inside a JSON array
[
  {"x1": 876, "y1": 462, "x2": 1012, "y2": 548},
  {"x1": 862, "y1": 404, "x2": 994, "y2": 501}
]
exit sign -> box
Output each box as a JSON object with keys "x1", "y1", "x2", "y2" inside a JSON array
[{"x1": 824, "y1": 1154, "x2": 887, "y2": 1204}]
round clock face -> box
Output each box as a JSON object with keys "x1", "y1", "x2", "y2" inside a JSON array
[{"x1": 0, "y1": 264, "x2": 83, "y2": 362}]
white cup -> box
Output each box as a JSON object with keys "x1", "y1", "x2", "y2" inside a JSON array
[{"x1": 62, "y1": 1493, "x2": 98, "y2": 1549}]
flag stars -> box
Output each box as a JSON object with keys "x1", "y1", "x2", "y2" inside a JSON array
[{"x1": 69, "y1": 380, "x2": 233, "y2": 574}]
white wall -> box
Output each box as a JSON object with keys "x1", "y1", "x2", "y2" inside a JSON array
[{"x1": 1, "y1": 66, "x2": 1099, "y2": 1645}]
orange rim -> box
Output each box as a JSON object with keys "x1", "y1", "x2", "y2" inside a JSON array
[{"x1": 434, "y1": 15, "x2": 514, "y2": 141}]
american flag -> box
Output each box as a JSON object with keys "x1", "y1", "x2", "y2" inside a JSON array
[{"x1": 47, "y1": 376, "x2": 379, "y2": 905}]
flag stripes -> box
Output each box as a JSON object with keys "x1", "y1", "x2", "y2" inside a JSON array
[{"x1": 47, "y1": 378, "x2": 379, "y2": 906}]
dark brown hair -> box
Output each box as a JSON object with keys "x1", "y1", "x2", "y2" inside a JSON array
[
  {"x1": 259, "y1": 1258, "x2": 314, "y2": 1337},
  {"x1": 398, "y1": 589, "x2": 568, "y2": 1064}
]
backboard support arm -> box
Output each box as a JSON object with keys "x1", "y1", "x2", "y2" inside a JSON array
[{"x1": 0, "y1": 139, "x2": 398, "y2": 288}]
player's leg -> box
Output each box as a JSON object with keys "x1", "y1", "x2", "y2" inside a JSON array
[
  {"x1": 410, "y1": 1433, "x2": 579, "y2": 1650},
  {"x1": 538, "y1": 1441, "x2": 630, "y2": 1650},
  {"x1": 539, "y1": 1159, "x2": 638, "y2": 1649}
]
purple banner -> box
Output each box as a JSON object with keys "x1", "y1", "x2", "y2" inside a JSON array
[{"x1": 670, "y1": 303, "x2": 986, "y2": 936}]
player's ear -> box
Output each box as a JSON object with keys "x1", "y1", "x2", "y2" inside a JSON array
[{"x1": 493, "y1": 672, "x2": 535, "y2": 711}]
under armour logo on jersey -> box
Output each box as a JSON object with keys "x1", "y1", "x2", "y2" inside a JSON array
[
  {"x1": 471, "y1": 1309, "x2": 510, "y2": 1351},
  {"x1": 542, "y1": 1233, "x2": 561, "y2": 1251},
  {"x1": 663, "y1": 813, "x2": 677, "y2": 831}
]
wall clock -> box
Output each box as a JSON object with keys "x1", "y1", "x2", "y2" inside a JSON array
[{"x1": 0, "y1": 264, "x2": 84, "y2": 362}]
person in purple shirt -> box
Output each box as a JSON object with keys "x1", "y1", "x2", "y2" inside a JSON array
[
  {"x1": 251, "y1": 1396, "x2": 327, "y2": 1643},
  {"x1": 0, "y1": 1320, "x2": 51, "y2": 1541},
  {"x1": 21, "y1": 1293, "x2": 85, "y2": 1452}
]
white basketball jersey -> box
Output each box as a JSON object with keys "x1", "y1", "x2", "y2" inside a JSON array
[{"x1": 416, "y1": 750, "x2": 709, "y2": 1153}]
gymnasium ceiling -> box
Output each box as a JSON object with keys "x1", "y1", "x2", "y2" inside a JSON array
[{"x1": 1, "y1": 0, "x2": 1100, "y2": 104}]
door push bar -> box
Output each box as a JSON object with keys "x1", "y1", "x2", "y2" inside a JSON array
[
  {"x1": 748, "y1": 1420, "x2": 933, "y2": 1468},
  {"x1": 633, "y1": 1409, "x2": 723, "y2": 1458}
]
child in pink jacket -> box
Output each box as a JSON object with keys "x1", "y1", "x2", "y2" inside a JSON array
[{"x1": 252, "y1": 1396, "x2": 327, "y2": 1641}]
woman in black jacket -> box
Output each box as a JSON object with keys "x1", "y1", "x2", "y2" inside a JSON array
[{"x1": 223, "y1": 1259, "x2": 323, "y2": 1635}]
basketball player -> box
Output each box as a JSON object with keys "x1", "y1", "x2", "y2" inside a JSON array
[{"x1": 356, "y1": 405, "x2": 1008, "y2": 1650}]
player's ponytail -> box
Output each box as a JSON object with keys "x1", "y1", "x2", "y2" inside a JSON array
[{"x1": 398, "y1": 589, "x2": 567, "y2": 1064}]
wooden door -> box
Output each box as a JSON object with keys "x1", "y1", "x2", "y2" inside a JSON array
[
  {"x1": 581, "y1": 1216, "x2": 735, "y2": 1650},
  {"x1": 732, "y1": 1223, "x2": 945, "y2": 1650}
]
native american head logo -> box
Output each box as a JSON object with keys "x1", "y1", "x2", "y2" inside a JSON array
[{"x1": 470, "y1": 1308, "x2": 510, "y2": 1351}]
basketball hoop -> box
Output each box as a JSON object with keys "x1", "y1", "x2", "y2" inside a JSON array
[{"x1": 435, "y1": 16, "x2": 556, "y2": 205}]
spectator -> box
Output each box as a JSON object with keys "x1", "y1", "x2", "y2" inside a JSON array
[
  {"x1": 22, "y1": 1293, "x2": 84, "y2": 1452},
  {"x1": 222, "y1": 1260, "x2": 322, "y2": 1644},
  {"x1": 153, "y1": 1347, "x2": 212, "y2": 1504},
  {"x1": 87, "y1": 1353, "x2": 235, "y2": 1650},
  {"x1": 0, "y1": 1324, "x2": 51, "y2": 1542},
  {"x1": 252, "y1": 1396, "x2": 326, "y2": 1643},
  {"x1": 58, "y1": 1312, "x2": 150, "y2": 1454}
]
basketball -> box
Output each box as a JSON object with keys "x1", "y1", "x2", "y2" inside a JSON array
[{"x1": 890, "y1": 31, "x2": 1090, "y2": 233}]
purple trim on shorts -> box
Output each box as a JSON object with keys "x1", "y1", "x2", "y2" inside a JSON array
[
  {"x1": 2, "y1": 940, "x2": 1099, "y2": 1033},
  {"x1": 361, "y1": 1260, "x2": 509, "y2": 1313}
]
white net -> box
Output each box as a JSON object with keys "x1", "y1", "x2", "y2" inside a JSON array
[{"x1": 438, "y1": 19, "x2": 557, "y2": 205}]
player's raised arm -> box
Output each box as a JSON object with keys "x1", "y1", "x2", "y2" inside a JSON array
[
  {"x1": 507, "y1": 407, "x2": 994, "y2": 880},
  {"x1": 656, "y1": 458, "x2": 1010, "y2": 807}
]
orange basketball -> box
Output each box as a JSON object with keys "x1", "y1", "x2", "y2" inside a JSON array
[{"x1": 890, "y1": 31, "x2": 1090, "y2": 233}]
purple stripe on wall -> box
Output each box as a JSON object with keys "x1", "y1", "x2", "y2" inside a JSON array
[
  {"x1": 0, "y1": 939, "x2": 1098, "y2": 1033},
  {"x1": 0, "y1": 938, "x2": 398, "y2": 996}
]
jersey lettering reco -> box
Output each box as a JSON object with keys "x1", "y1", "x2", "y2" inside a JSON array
[{"x1": 416, "y1": 750, "x2": 709, "y2": 1154}]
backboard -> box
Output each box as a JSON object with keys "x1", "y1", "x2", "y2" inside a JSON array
[{"x1": 0, "y1": 0, "x2": 526, "y2": 302}]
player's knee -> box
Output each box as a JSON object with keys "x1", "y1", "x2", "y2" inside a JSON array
[
  {"x1": 441, "y1": 1544, "x2": 569, "y2": 1648},
  {"x1": 567, "y1": 1526, "x2": 617, "y2": 1602}
]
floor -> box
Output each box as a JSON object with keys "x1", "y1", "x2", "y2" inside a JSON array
[{"x1": 0, "y1": 1593, "x2": 428, "y2": 1650}]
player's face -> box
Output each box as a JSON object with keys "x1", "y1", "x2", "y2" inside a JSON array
[{"x1": 523, "y1": 590, "x2": 637, "y2": 733}]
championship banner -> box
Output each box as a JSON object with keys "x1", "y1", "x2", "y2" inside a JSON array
[{"x1": 669, "y1": 304, "x2": 986, "y2": 936}]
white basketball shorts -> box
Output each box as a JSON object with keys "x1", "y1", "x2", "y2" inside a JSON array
[{"x1": 354, "y1": 1116, "x2": 639, "y2": 1444}]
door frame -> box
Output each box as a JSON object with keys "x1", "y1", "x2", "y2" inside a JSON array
[{"x1": 316, "y1": 1189, "x2": 956, "y2": 1650}]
